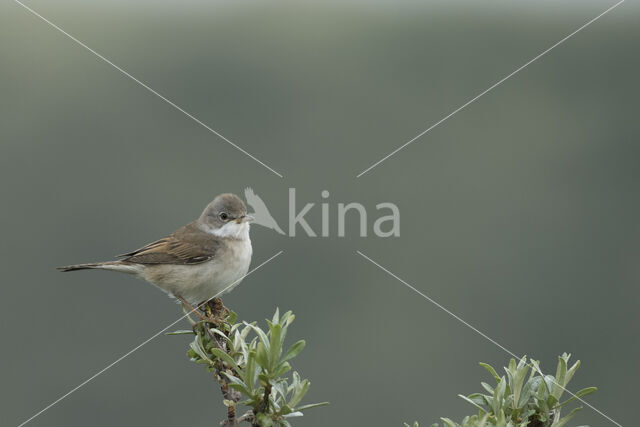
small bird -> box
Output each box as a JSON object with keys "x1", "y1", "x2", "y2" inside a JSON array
[
  {"x1": 244, "y1": 187, "x2": 285, "y2": 235},
  {"x1": 58, "y1": 193, "x2": 253, "y2": 311}
]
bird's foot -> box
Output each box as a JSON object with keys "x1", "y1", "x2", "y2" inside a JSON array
[
  {"x1": 199, "y1": 298, "x2": 229, "y2": 326},
  {"x1": 210, "y1": 298, "x2": 230, "y2": 318}
]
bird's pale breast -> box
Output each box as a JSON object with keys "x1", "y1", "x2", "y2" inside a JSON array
[{"x1": 142, "y1": 237, "x2": 252, "y2": 304}]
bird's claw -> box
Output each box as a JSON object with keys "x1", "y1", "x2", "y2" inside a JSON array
[{"x1": 195, "y1": 297, "x2": 230, "y2": 327}]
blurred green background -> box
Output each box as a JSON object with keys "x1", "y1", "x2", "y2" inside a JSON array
[{"x1": 1, "y1": 0, "x2": 638, "y2": 425}]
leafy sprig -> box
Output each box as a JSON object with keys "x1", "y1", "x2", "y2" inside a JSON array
[
  {"x1": 407, "y1": 353, "x2": 596, "y2": 427},
  {"x1": 172, "y1": 308, "x2": 327, "y2": 426}
]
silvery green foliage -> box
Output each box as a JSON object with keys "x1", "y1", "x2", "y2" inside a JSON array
[
  {"x1": 408, "y1": 354, "x2": 596, "y2": 427},
  {"x1": 174, "y1": 308, "x2": 327, "y2": 426}
]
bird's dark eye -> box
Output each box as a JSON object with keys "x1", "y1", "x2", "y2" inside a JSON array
[{"x1": 219, "y1": 212, "x2": 229, "y2": 221}]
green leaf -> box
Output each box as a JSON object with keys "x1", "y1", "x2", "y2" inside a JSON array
[
  {"x1": 564, "y1": 359, "x2": 581, "y2": 386},
  {"x1": 210, "y1": 348, "x2": 242, "y2": 377},
  {"x1": 479, "y1": 363, "x2": 501, "y2": 383},
  {"x1": 246, "y1": 322, "x2": 271, "y2": 352},
  {"x1": 273, "y1": 380, "x2": 289, "y2": 399},
  {"x1": 480, "y1": 382, "x2": 494, "y2": 394},
  {"x1": 256, "y1": 342, "x2": 270, "y2": 371},
  {"x1": 269, "y1": 323, "x2": 283, "y2": 372},
  {"x1": 281, "y1": 340, "x2": 306, "y2": 363},
  {"x1": 245, "y1": 350, "x2": 258, "y2": 393},
  {"x1": 227, "y1": 310, "x2": 238, "y2": 324},
  {"x1": 166, "y1": 330, "x2": 195, "y2": 335},
  {"x1": 189, "y1": 341, "x2": 212, "y2": 363},
  {"x1": 508, "y1": 356, "x2": 529, "y2": 410},
  {"x1": 552, "y1": 355, "x2": 568, "y2": 400},
  {"x1": 288, "y1": 374, "x2": 310, "y2": 407},
  {"x1": 257, "y1": 413, "x2": 274, "y2": 427},
  {"x1": 535, "y1": 376, "x2": 548, "y2": 401},
  {"x1": 258, "y1": 372, "x2": 270, "y2": 387},
  {"x1": 556, "y1": 387, "x2": 597, "y2": 408},
  {"x1": 466, "y1": 393, "x2": 486, "y2": 406},
  {"x1": 458, "y1": 394, "x2": 487, "y2": 414},
  {"x1": 240, "y1": 323, "x2": 254, "y2": 341},
  {"x1": 517, "y1": 379, "x2": 534, "y2": 409},
  {"x1": 295, "y1": 402, "x2": 329, "y2": 411},
  {"x1": 223, "y1": 373, "x2": 251, "y2": 396},
  {"x1": 208, "y1": 327, "x2": 230, "y2": 340},
  {"x1": 273, "y1": 361, "x2": 291, "y2": 377},
  {"x1": 280, "y1": 311, "x2": 294, "y2": 343},
  {"x1": 492, "y1": 377, "x2": 506, "y2": 413},
  {"x1": 550, "y1": 406, "x2": 582, "y2": 427},
  {"x1": 440, "y1": 418, "x2": 457, "y2": 427}
]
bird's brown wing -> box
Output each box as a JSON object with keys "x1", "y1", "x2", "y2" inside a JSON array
[{"x1": 117, "y1": 222, "x2": 219, "y2": 265}]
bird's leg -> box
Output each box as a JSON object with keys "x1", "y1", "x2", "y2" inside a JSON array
[{"x1": 176, "y1": 295, "x2": 210, "y2": 322}]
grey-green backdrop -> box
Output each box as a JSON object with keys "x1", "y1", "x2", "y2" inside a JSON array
[{"x1": 1, "y1": 1, "x2": 638, "y2": 426}]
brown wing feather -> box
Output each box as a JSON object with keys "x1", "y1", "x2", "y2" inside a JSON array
[
  {"x1": 116, "y1": 238, "x2": 170, "y2": 258},
  {"x1": 117, "y1": 222, "x2": 219, "y2": 265}
]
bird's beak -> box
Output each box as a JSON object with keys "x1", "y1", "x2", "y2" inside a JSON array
[{"x1": 236, "y1": 215, "x2": 254, "y2": 223}]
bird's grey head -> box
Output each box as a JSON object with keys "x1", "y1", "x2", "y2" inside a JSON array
[{"x1": 198, "y1": 193, "x2": 253, "y2": 238}]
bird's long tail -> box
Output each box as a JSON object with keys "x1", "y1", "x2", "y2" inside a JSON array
[{"x1": 57, "y1": 261, "x2": 121, "y2": 272}]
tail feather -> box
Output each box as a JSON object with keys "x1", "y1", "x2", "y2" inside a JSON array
[{"x1": 57, "y1": 261, "x2": 118, "y2": 272}]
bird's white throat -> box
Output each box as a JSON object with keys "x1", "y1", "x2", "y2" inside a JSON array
[{"x1": 209, "y1": 221, "x2": 250, "y2": 240}]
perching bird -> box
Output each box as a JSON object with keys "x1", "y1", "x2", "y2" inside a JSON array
[
  {"x1": 244, "y1": 187, "x2": 285, "y2": 235},
  {"x1": 58, "y1": 193, "x2": 253, "y2": 309}
]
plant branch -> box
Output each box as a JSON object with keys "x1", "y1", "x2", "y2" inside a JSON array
[{"x1": 171, "y1": 304, "x2": 327, "y2": 426}]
